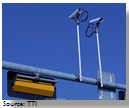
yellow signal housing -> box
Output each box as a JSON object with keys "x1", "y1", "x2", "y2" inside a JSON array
[{"x1": 12, "y1": 78, "x2": 54, "y2": 97}]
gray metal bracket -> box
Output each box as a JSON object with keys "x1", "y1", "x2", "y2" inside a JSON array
[
  {"x1": 34, "y1": 73, "x2": 40, "y2": 80},
  {"x1": 97, "y1": 71, "x2": 116, "y2": 100}
]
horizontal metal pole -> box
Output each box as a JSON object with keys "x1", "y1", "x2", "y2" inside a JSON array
[{"x1": 2, "y1": 61, "x2": 126, "y2": 90}]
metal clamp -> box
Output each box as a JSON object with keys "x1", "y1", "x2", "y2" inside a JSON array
[
  {"x1": 34, "y1": 73, "x2": 40, "y2": 80},
  {"x1": 75, "y1": 74, "x2": 80, "y2": 82}
]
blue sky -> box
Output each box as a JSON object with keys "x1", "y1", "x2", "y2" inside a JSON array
[{"x1": 2, "y1": 3, "x2": 126, "y2": 100}]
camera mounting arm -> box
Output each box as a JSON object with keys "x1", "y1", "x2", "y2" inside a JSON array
[
  {"x1": 85, "y1": 17, "x2": 104, "y2": 87},
  {"x1": 68, "y1": 8, "x2": 89, "y2": 81}
]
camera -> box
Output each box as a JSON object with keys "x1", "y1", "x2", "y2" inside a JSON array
[
  {"x1": 68, "y1": 8, "x2": 82, "y2": 19},
  {"x1": 85, "y1": 17, "x2": 104, "y2": 37},
  {"x1": 89, "y1": 17, "x2": 104, "y2": 26}
]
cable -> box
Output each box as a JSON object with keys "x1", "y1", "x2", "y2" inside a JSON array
[
  {"x1": 85, "y1": 24, "x2": 96, "y2": 38},
  {"x1": 80, "y1": 10, "x2": 89, "y2": 23},
  {"x1": 77, "y1": 8, "x2": 89, "y2": 24}
]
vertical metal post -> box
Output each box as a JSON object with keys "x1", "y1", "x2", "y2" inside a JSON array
[
  {"x1": 96, "y1": 28, "x2": 103, "y2": 87},
  {"x1": 77, "y1": 23, "x2": 82, "y2": 81}
]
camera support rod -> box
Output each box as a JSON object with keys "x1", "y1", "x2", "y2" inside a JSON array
[
  {"x1": 96, "y1": 27, "x2": 103, "y2": 87},
  {"x1": 2, "y1": 60, "x2": 126, "y2": 90},
  {"x1": 68, "y1": 8, "x2": 89, "y2": 82},
  {"x1": 86, "y1": 17, "x2": 104, "y2": 88},
  {"x1": 76, "y1": 21, "x2": 82, "y2": 81}
]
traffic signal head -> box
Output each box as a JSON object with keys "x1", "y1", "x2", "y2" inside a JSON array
[{"x1": 7, "y1": 71, "x2": 58, "y2": 100}]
